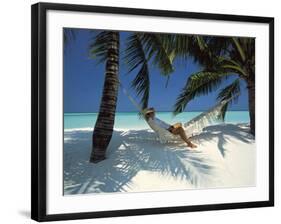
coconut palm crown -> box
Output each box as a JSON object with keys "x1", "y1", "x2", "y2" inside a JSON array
[{"x1": 172, "y1": 36, "x2": 255, "y2": 136}]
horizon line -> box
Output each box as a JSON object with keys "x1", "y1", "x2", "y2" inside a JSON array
[{"x1": 64, "y1": 109, "x2": 249, "y2": 114}]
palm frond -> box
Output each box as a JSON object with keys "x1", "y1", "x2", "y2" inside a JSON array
[
  {"x1": 174, "y1": 71, "x2": 230, "y2": 114},
  {"x1": 196, "y1": 36, "x2": 208, "y2": 51},
  {"x1": 89, "y1": 31, "x2": 114, "y2": 63},
  {"x1": 232, "y1": 37, "x2": 246, "y2": 62},
  {"x1": 124, "y1": 33, "x2": 150, "y2": 109},
  {"x1": 220, "y1": 64, "x2": 247, "y2": 77},
  {"x1": 216, "y1": 78, "x2": 240, "y2": 120},
  {"x1": 172, "y1": 35, "x2": 190, "y2": 61},
  {"x1": 124, "y1": 32, "x2": 178, "y2": 108},
  {"x1": 209, "y1": 57, "x2": 247, "y2": 77},
  {"x1": 131, "y1": 65, "x2": 150, "y2": 109},
  {"x1": 172, "y1": 35, "x2": 229, "y2": 69},
  {"x1": 217, "y1": 57, "x2": 242, "y2": 68},
  {"x1": 172, "y1": 35, "x2": 206, "y2": 61},
  {"x1": 141, "y1": 33, "x2": 175, "y2": 75}
]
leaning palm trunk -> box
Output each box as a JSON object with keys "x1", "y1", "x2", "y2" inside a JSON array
[
  {"x1": 90, "y1": 32, "x2": 120, "y2": 163},
  {"x1": 247, "y1": 78, "x2": 255, "y2": 136}
]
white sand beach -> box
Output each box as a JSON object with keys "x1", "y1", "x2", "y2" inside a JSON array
[{"x1": 64, "y1": 123, "x2": 255, "y2": 195}]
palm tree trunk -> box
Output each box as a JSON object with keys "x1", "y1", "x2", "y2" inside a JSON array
[
  {"x1": 90, "y1": 32, "x2": 120, "y2": 163},
  {"x1": 247, "y1": 79, "x2": 255, "y2": 136}
]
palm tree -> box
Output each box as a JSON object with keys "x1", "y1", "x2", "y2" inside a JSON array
[
  {"x1": 89, "y1": 31, "x2": 175, "y2": 163},
  {"x1": 88, "y1": 31, "x2": 120, "y2": 163},
  {"x1": 172, "y1": 36, "x2": 255, "y2": 136}
]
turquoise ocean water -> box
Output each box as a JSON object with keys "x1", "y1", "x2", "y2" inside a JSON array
[{"x1": 64, "y1": 111, "x2": 249, "y2": 130}]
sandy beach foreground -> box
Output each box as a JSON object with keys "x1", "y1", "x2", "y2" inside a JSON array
[{"x1": 64, "y1": 123, "x2": 255, "y2": 195}]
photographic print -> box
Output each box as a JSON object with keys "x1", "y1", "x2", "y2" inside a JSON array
[
  {"x1": 31, "y1": 3, "x2": 274, "y2": 221},
  {"x1": 63, "y1": 29, "x2": 256, "y2": 195}
]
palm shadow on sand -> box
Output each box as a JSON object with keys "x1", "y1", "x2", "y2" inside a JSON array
[
  {"x1": 63, "y1": 123, "x2": 253, "y2": 195},
  {"x1": 193, "y1": 123, "x2": 254, "y2": 157}
]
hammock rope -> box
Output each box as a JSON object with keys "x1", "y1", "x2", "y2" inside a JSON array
[{"x1": 118, "y1": 80, "x2": 145, "y2": 115}]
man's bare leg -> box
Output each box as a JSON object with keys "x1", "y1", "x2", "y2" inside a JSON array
[
  {"x1": 171, "y1": 126, "x2": 197, "y2": 148},
  {"x1": 178, "y1": 127, "x2": 197, "y2": 148}
]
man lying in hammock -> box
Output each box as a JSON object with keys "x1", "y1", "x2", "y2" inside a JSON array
[{"x1": 144, "y1": 108, "x2": 197, "y2": 149}]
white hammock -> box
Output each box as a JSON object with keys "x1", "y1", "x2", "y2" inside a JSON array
[
  {"x1": 145, "y1": 99, "x2": 229, "y2": 143},
  {"x1": 119, "y1": 80, "x2": 234, "y2": 144}
]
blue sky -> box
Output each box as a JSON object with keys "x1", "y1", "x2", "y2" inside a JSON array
[{"x1": 63, "y1": 28, "x2": 249, "y2": 113}]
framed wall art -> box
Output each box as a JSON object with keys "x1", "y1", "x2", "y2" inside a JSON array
[{"x1": 31, "y1": 2, "x2": 274, "y2": 222}]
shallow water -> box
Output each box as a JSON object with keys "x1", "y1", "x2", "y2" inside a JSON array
[{"x1": 64, "y1": 111, "x2": 249, "y2": 130}]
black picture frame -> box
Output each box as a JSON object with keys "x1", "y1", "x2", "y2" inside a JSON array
[{"x1": 31, "y1": 2, "x2": 274, "y2": 222}]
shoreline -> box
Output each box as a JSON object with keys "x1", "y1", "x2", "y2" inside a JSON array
[{"x1": 64, "y1": 122, "x2": 250, "y2": 132}]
